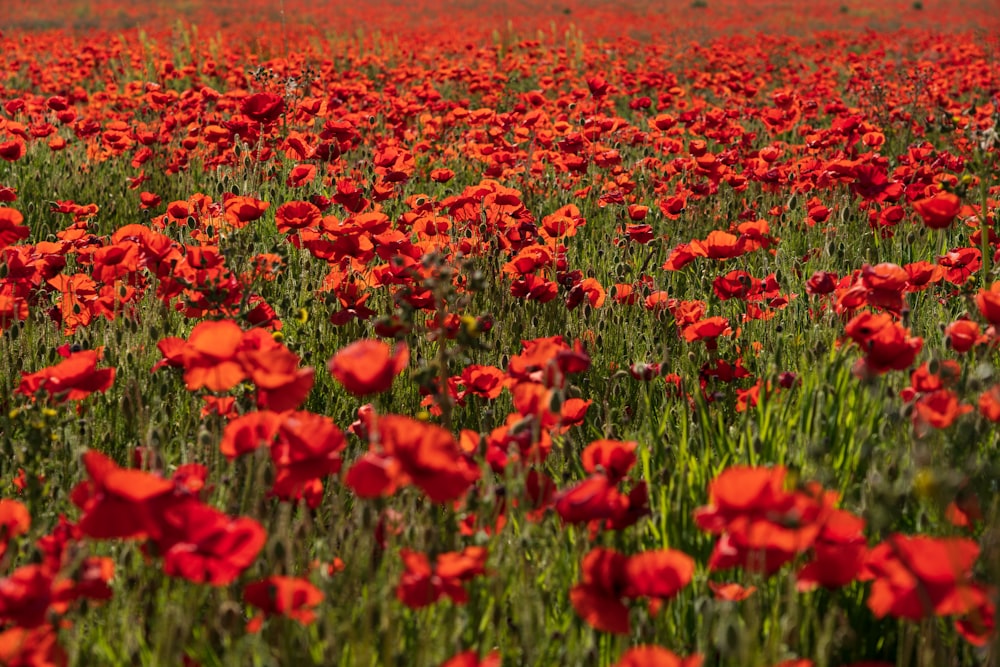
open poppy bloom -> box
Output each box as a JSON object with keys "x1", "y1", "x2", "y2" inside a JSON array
[
  {"x1": 913, "y1": 192, "x2": 961, "y2": 229},
  {"x1": 328, "y1": 339, "x2": 409, "y2": 396},
  {"x1": 865, "y1": 534, "x2": 991, "y2": 630},
  {"x1": 570, "y1": 547, "x2": 694, "y2": 634},
  {"x1": 396, "y1": 546, "x2": 488, "y2": 609},
  {"x1": 244, "y1": 576, "x2": 324, "y2": 632},
  {"x1": 345, "y1": 414, "x2": 480, "y2": 503},
  {"x1": 613, "y1": 646, "x2": 703, "y2": 667},
  {"x1": 17, "y1": 350, "x2": 115, "y2": 402}
]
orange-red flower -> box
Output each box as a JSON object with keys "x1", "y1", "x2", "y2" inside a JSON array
[
  {"x1": 244, "y1": 576, "x2": 323, "y2": 632},
  {"x1": 613, "y1": 646, "x2": 703, "y2": 667},
  {"x1": 17, "y1": 350, "x2": 115, "y2": 402},
  {"x1": 865, "y1": 534, "x2": 989, "y2": 621},
  {"x1": 328, "y1": 339, "x2": 409, "y2": 396},
  {"x1": 913, "y1": 192, "x2": 961, "y2": 229},
  {"x1": 396, "y1": 547, "x2": 488, "y2": 609},
  {"x1": 570, "y1": 547, "x2": 694, "y2": 634}
]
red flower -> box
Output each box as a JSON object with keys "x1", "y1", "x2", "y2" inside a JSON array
[
  {"x1": 570, "y1": 547, "x2": 694, "y2": 634},
  {"x1": 945, "y1": 319, "x2": 982, "y2": 353},
  {"x1": 866, "y1": 534, "x2": 988, "y2": 621},
  {"x1": 346, "y1": 415, "x2": 479, "y2": 503},
  {"x1": 0, "y1": 500, "x2": 30, "y2": 560},
  {"x1": 157, "y1": 501, "x2": 266, "y2": 586},
  {"x1": 913, "y1": 389, "x2": 972, "y2": 430},
  {"x1": 396, "y1": 547, "x2": 488, "y2": 609},
  {"x1": 0, "y1": 626, "x2": 66, "y2": 667},
  {"x1": 708, "y1": 581, "x2": 756, "y2": 601},
  {"x1": 913, "y1": 192, "x2": 961, "y2": 229},
  {"x1": 975, "y1": 282, "x2": 1000, "y2": 325},
  {"x1": 244, "y1": 576, "x2": 324, "y2": 632},
  {"x1": 844, "y1": 312, "x2": 922, "y2": 375},
  {"x1": 17, "y1": 350, "x2": 115, "y2": 402},
  {"x1": 613, "y1": 646, "x2": 703, "y2": 667},
  {"x1": 241, "y1": 92, "x2": 285, "y2": 124},
  {"x1": 0, "y1": 207, "x2": 29, "y2": 248},
  {"x1": 328, "y1": 339, "x2": 408, "y2": 396},
  {"x1": 70, "y1": 450, "x2": 175, "y2": 540}
]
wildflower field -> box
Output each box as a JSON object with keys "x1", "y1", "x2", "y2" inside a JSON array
[{"x1": 1, "y1": 0, "x2": 999, "y2": 664}]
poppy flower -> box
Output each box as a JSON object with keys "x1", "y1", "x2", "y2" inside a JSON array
[
  {"x1": 708, "y1": 581, "x2": 756, "y2": 601},
  {"x1": 0, "y1": 500, "x2": 30, "y2": 559},
  {"x1": 913, "y1": 390, "x2": 972, "y2": 430},
  {"x1": 945, "y1": 319, "x2": 982, "y2": 353},
  {"x1": 241, "y1": 92, "x2": 285, "y2": 124},
  {"x1": 913, "y1": 192, "x2": 961, "y2": 229},
  {"x1": 439, "y1": 650, "x2": 501, "y2": 667},
  {"x1": 0, "y1": 207, "x2": 29, "y2": 248},
  {"x1": 865, "y1": 534, "x2": 988, "y2": 621},
  {"x1": 396, "y1": 547, "x2": 488, "y2": 609},
  {"x1": 570, "y1": 547, "x2": 694, "y2": 634},
  {"x1": 0, "y1": 626, "x2": 66, "y2": 667},
  {"x1": 975, "y1": 282, "x2": 1000, "y2": 325},
  {"x1": 328, "y1": 339, "x2": 409, "y2": 396},
  {"x1": 244, "y1": 576, "x2": 324, "y2": 632},
  {"x1": 70, "y1": 450, "x2": 175, "y2": 540},
  {"x1": 157, "y1": 501, "x2": 266, "y2": 586},
  {"x1": 17, "y1": 350, "x2": 115, "y2": 402},
  {"x1": 613, "y1": 646, "x2": 703, "y2": 667}
]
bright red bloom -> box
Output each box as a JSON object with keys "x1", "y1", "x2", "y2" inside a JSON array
[
  {"x1": 0, "y1": 626, "x2": 66, "y2": 667},
  {"x1": 975, "y1": 282, "x2": 1000, "y2": 325},
  {"x1": 244, "y1": 576, "x2": 323, "y2": 632},
  {"x1": 866, "y1": 534, "x2": 988, "y2": 621},
  {"x1": 844, "y1": 312, "x2": 922, "y2": 375},
  {"x1": 241, "y1": 92, "x2": 285, "y2": 124},
  {"x1": 346, "y1": 414, "x2": 479, "y2": 502},
  {"x1": 613, "y1": 646, "x2": 703, "y2": 667},
  {"x1": 157, "y1": 501, "x2": 266, "y2": 586},
  {"x1": 695, "y1": 467, "x2": 848, "y2": 575},
  {"x1": 328, "y1": 339, "x2": 409, "y2": 396},
  {"x1": 913, "y1": 192, "x2": 961, "y2": 229},
  {"x1": 396, "y1": 547, "x2": 488, "y2": 609},
  {"x1": 17, "y1": 350, "x2": 115, "y2": 402},
  {"x1": 0, "y1": 500, "x2": 30, "y2": 559},
  {"x1": 0, "y1": 207, "x2": 29, "y2": 248},
  {"x1": 570, "y1": 547, "x2": 694, "y2": 634},
  {"x1": 945, "y1": 319, "x2": 982, "y2": 353},
  {"x1": 70, "y1": 451, "x2": 175, "y2": 540}
]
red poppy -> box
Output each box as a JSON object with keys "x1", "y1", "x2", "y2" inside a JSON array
[
  {"x1": 274, "y1": 200, "x2": 322, "y2": 233},
  {"x1": 241, "y1": 92, "x2": 285, "y2": 124},
  {"x1": 945, "y1": 319, "x2": 982, "y2": 353},
  {"x1": 613, "y1": 646, "x2": 703, "y2": 667},
  {"x1": 157, "y1": 501, "x2": 266, "y2": 586},
  {"x1": 570, "y1": 547, "x2": 694, "y2": 634},
  {"x1": 328, "y1": 339, "x2": 409, "y2": 396},
  {"x1": 865, "y1": 534, "x2": 988, "y2": 621},
  {"x1": 913, "y1": 390, "x2": 972, "y2": 430},
  {"x1": 17, "y1": 350, "x2": 115, "y2": 402},
  {"x1": 975, "y1": 282, "x2": 1000, "y2": 325},
  {"x1": 0, "y1": 500, "x2": 30, "y2": 559},
  {"x1": 244, "y1": 576, "x2": 324, "y2": 632},
  {"x1": 913, "y1": 192, "x2": 961, "y2": 229},
  {"x1": 0, "y1": 626, "x2": 66, "y2": 667},
  {"x1": 844, "y1": 312, "x2": 922, "y2": 375},
  {"x1": 708, "y1": 581, "x2": 756, "y2": 601},
  {"x1": 223, "y1": 196, "x2": 269, "y2": 228},
  {"x1": 978, "y1": 386, "x2": 1000, "y2": 422},
  {"x1": 0, "y1": 207, "x2": 29, "y2": 248},
  {"x1": 439, "y1": 650, "x2": 501, "y2": 667},
  {"x1": 70, "y1": 450, "x2": 175, "y2": 540},
  {"x1": 396, "y1": 547, "x2": 488, "y2": 609}
]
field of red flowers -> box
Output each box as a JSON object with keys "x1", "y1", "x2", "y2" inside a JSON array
[{"x1": 1, "y1": 0, "x2": 999, "y2": 664}]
